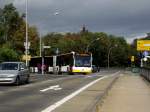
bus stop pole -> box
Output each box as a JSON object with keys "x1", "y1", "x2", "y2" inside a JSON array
[
  {"x1": 53, "y1": 56, "x2": 57, "y2": 74},
  {"x1": 42, "y1": 56, "x2": 44, "y2": 75},
  {"x1": 42, "y1": 43, "x2": 44, "y2": 75}
]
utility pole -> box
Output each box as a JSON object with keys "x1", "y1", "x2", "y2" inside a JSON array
[{"x1": 25, "y1": 0, "x2": 29, "y2": 66}]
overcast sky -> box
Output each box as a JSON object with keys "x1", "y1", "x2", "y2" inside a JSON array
[{"x1": 1, "y1": 0, "x2": 150, "y2": 42}]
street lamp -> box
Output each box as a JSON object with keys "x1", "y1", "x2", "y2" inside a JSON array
[
  {"x1": 25, "y1": 0, "x2": 29, "y2": 66},
  {"x1": 39, "y1": 11, "x2": 60, "y2": 57},
  {"x1": 86, "y1": 38, "x2": 100, "y2": 52},
  {"x1": 107, "y1": 44, "x2": 118, "y2": 69}
]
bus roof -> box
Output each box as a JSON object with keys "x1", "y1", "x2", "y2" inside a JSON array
[{"x1": 31, "y1": 52, "x2": 91, "y2": 58}]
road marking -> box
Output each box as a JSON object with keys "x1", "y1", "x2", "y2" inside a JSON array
[
  {"x1": 40, "y1": 85, "x2": 62, "y2": 92},
  {"x1": 41, "y1": 71, "x2": 120, "y2": 112},
  {"x1": 85, "y1": 75, "x2": 93, "y2": 78},
  {"x1": 54, "y1": 88, "x2": 62, "y2": 91},
  {"x1": 120, "y1": 74, "x2": 124, "y2": 77}
]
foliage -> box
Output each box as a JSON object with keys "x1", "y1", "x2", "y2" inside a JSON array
[
  {"x1": 0, "y1": 3, "x2": 39, "y2": 62},
  {"x1": 42, "y1": 31, "x2": 132, "y2": 67},
  {"x1": 0, "y1": 46, "x2": 19, "y2": 62}
]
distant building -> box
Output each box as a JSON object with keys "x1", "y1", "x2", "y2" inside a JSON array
[{"x1": 80, "y1": 25, "x2": 88, "y2": 33}]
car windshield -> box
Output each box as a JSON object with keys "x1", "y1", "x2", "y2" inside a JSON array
[{"x1": 0, "y1": 63, "x2": 18, "y2": 70}]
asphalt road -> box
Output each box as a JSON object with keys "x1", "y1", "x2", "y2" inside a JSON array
[{"x1": 0, "y1": 69, "x2": 121, "y2": 112}]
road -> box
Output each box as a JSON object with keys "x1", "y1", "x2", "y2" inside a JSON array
[{"x1": 0, "y1": 69, "x2": 120, "y2": 112}]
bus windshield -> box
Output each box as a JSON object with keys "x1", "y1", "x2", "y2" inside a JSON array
[{"x1": 75, "y1": 56, "x2": 91, "y2": 67}]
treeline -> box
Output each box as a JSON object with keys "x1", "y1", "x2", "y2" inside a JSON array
[
  {"x1": 42, "y1": 30, "x2": 136, "y2": 67},
  {"x1": 0, "y1": 4, "x2": 136, "y2": 67},
  {"x1": 0, "y1": 4, "x2": 39, "y2": 61}
]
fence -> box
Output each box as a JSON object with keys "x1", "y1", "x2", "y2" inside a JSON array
[{"x1": 140, "y1": 67, "x2": 150, "y2": 81}]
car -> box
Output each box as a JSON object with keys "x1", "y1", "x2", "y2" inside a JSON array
[
  {"x1": 92, "y1": 65, "x2": 97, "y2": 73},
  {"x1": 0, "y1": 62, "x2": 30, "y2": 85},
  {"x1": 92, "y1": 65, "x2": 100, "y2": 73}
]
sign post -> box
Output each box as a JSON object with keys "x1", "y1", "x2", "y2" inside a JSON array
[
  {"x1": 137, "y1": 40, "x2": 150, "y2": 51},
  {"x1": 41, "y1": 44, "x2": 51, "y2": 75},
  {"x1": 131, "y1": 56, "x2": 134, "y2": 62},
  {"x1": 22, "y1": 55, "x2": 31, "y2": 61},
  {"x1": 137, "y1": 40, "x2": 150, "y2": 67}
]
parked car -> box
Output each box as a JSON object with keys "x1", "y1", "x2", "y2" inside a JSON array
[
  {"x1": 0, "y1": 62, "x2": 30, "y2": 85},
  {"x1": 92, "y1": 65, "x2": 100, "y2": 73},
  {"x1": 92, "y1": 65, "x2": 97, "y2": 73}
]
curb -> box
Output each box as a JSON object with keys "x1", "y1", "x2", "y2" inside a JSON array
[{"x1": 89, "y1": 74, "x2": 119, "y2": 112}]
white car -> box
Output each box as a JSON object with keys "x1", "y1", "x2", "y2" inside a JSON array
[{"x1": 0, "y1": 62, "x2": 30, "y2": 85}]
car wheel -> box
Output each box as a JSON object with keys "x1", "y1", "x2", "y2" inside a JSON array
[{"x1": 15, "y1": 76, "x2": 20, "y2": 86}]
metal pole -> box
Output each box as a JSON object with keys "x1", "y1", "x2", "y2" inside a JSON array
[
  {"x1": 107, "y1": 45, "x2": 117, "y2": 69},
  {"x1": 42, "y1": 43, "x2": 44, "y2": 75},
  {"x1": 40, "y1": 33, "x2": 42, "y2": 57},
  {"x1": 140, "y1": 58, "x2": 143, "y2": 67},
  {"x1": 107, "y1": 47, "x2": 112, "y2": 69},
  {"x1": 25, "y1": 0, "x2": 28, "y2": 66},
  {"x1": 86, "y1": 38, "x2": 100, "y2": 52},
  {"x1": 86, "y1": 44, "x2": 90, "y2": 52},
  {"x1": 42, "y1": 55, "x2": 44, "y2": 75}
]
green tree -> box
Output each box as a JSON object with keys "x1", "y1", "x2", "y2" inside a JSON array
[
  {"x1": 1, "y1": 3, "x2": 23, "y2": 42},
  {"x1": 0, "y1": 46, "x2": 19, "y2": 62},
  {"x1": 0, "y1": 3, "x2": 39, "y2": 61}
]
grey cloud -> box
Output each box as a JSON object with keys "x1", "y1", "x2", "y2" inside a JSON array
[{"x1": 5, "y1": 0, "x2": 150, "y2": 41}]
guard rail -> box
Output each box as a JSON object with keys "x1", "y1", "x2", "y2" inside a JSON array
[{"x1": 140, "y1": 67, "x2": 150, "y2": 81}]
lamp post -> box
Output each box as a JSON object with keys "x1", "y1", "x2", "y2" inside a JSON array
[
  {"x1": 39, "y1": 11, "x2": 60, "y2": 57},
  {"x1": 86, "y1": 38, "x2": 100, "y2": 52},
  {"x1": 107, "y1": 44, "x2": 118, "y2": 69},
  {"x1": 25, "y1": 0, "x2": 29, "y2": 66}
]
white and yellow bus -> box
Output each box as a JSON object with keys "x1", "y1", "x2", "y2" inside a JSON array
[
  {"x1": 57, "y1": 51, "x2": 92, "y2": 74},
  {"x1": 29, "y1": 51, "x2": 93, "y2": 74}
]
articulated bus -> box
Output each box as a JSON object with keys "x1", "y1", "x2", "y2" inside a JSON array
[
  {"x1": 29, "y1": 52, "x2": 92, "y2": 74},
  {"x1": 57, "y1": 52, "x2": 92, "y2": 74},
  {"x1": 29, "y1": 56, "x2": 53, "y2": 73}
]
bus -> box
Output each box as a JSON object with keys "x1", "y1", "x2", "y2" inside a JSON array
[
  {"x1": 29, "y1": 56, "x2": 53, "y2": 73},
  {"x1": 57, "y1": 52, "x2": 92, "y2": 74},
  {"x1": 29, "y1": 51, "x2": 92, "y2": 74}
]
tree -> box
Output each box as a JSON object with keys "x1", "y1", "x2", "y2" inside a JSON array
[
  {"x1": 1, "y1": 4, "x2": 23, "y2": 42},
  {"x1": 0, "y1": 3, "x2": 39, "y2": 61},
  {"x1": 0, "y1": 46, "x2": 19, "y2": 62}
]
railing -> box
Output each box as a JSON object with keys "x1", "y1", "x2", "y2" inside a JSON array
[{"x1": 140, "y1": 67, "x2": 150, "y2": 81}]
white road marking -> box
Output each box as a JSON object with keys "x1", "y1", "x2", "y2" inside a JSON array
[
  {"x1": 85, "y1": 75, "x2": 93, "y2": 78},
  {"x1": 120, "y1": 74, "x2": 124, "y2": 76},
  {"x1": 54, "y1": 88, "x2": 62, "y2": 91},
  {"x1": 41, "y1": 71, "x2": 120, "y2": 112},
  {"x1": 40, "y1": 85, "x2": 62, "y2": 92}
]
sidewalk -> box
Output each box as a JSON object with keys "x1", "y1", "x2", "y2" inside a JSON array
[{"x1": 98, "y1": 72, "x2": 150, "y2": 112}]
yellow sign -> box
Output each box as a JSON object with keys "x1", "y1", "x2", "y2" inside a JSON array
[
  {"x1": 137, "y1": 40, "x2": 150, "y2": 51},
  {"x1": 22, "y1": 55, "x2": 31, "y2": 61},
  {"x1": 131, "y1": 56, "x2": 134, "y2": 62}
]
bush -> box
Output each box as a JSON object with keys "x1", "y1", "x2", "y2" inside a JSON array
[{"x1": 0, "y1": 47, "x2": 19, "y2": 61}]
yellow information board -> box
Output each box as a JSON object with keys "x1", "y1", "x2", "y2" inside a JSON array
[
  {"x1": 131, "y1": 56, "x2": 134, "y2": 62},
  {"x1": 22, "y1": 55, "x2": 31, "y2": 61},
  {"x1": 137, "y1": 40, "x2": 150, "y2": 51}
]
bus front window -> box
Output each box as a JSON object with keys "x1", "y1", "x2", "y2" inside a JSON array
[{"x1": 75, "y1": 56, "x2": 91, "y2": 67}]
